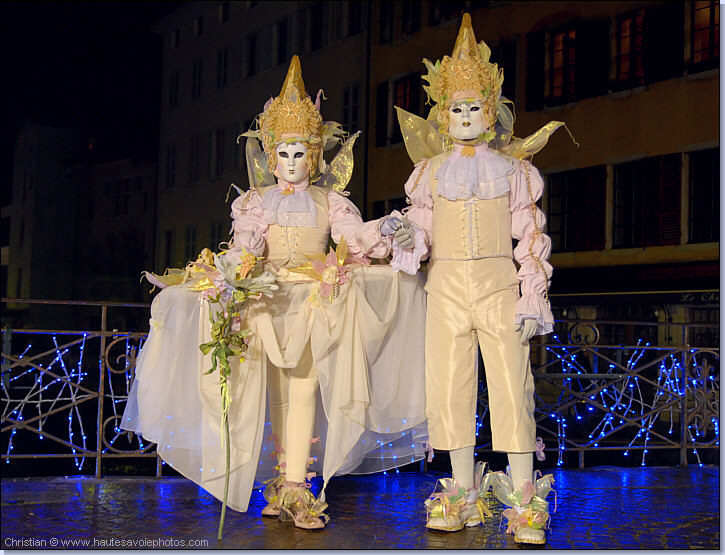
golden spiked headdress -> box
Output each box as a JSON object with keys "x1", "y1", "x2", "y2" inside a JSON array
[
  {"x1": 396, "y1": 13, "x2": 571, "y2": 163},
  {"x1": 256, "y1": 55, "x2": 324, "y2": 175},
  {"x1": 240, "y1": 55, "x2": 357, "y2": 191},
  {"x1": 422, "y1": 13, "x2": 508, "y2": 142}
]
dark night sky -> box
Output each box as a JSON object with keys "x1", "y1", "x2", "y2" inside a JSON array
[{"x1": 3, "y1": 2, "x2": 182, "y2": 160}]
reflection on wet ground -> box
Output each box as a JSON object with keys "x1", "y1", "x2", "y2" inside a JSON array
[{"x1": 1, "y1": 466, "x2": 719, "y2": 549}]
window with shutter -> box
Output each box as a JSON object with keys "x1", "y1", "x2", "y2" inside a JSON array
[
  {"x1": 688, "y1": 148, "x2": 719, "y2": 244},
  {"x1": 613, "y1": 154, "x2": 682, "y2": 249},
  {"x1": 547, "y1": 166, "x2": 606, "y2": 252}
]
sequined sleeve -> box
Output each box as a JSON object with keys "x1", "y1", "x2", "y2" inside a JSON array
[{"x1": 510, "y1": 161, "x2": 554, "y2": 335}]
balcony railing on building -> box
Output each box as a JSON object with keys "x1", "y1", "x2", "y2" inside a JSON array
[{"x1": 1, "y1": 298, "x2": 719, "y2": 478}]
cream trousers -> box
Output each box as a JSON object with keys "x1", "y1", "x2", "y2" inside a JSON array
[{"x1": 424, "y1": 257, "x2": 536, "y2": 453}]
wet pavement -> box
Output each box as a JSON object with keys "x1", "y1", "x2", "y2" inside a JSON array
[{"x1": 1, "y1": 466, "x2": 719, "y2": 550}]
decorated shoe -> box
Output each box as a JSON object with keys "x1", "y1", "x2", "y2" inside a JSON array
[
  {"x1": 489, "y1": 470, "x2": 555, "y2": 545},
  {"x1": 460, "y1": 461, "x2": 493, "y2": 527},
  {"x1": 261, "y1": 471, "x2": 286, "y2": 517},
  {"x1": 277, "y1": 481, "x2": 329, "y2": 530},
  {"x1": 425, "y1": 461, "x2": 492, "y2": 532}
]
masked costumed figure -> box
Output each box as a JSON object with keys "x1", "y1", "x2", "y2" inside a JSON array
[
  {"x1": 358, "y1": 14, "x2": 563, "y2": 544},
  {"x1": 123, "y1": 56, "x2": 428, "y2": 530}
]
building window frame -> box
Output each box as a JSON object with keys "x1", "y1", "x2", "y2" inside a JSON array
[
  {"x1": 688, "y1": 148, "x2": 719, "y2": 244},
  {"x1": 165, "y1": 145, "x2": 177, "y2": 190},
  {"x1": 218, "y1": 2, "x2": 230, "y2": 23},
  {"x1": 548, "y1": 25, "x2": 577, "y2": 103},
  {"x1": 615, "y1": 10, "x2": 645, "y2": 88},
  {"x1": 168, "y1": 70, "x2": 179, "y2": 108},
  {"x1": 376, "y1": 72, "x2": 422, "y2": 147},
  {"x1": 217, "y1": 46, "x2": 228, "y2": 89},
  {"x1": 185, "y1": 225, "x2": 197, "y2": 262},
  {"x1": 690, "y1": 0, "x2": 719, "y2": 68},
  {"x1": 194, "y1": 15, "x2": 204, "y2": 36},
  {"x1": 341, "y1": 83, "x2": 360, "y2": 134},
  {"x1": 171, "y1": 29, "x2": 180, "y2": 49},
  {"x1": 210, "y1": 128, "x2": 226, "y2": 179},
  {"x1": 191, "y1": 59, "x2": 203, "y2": 99}
]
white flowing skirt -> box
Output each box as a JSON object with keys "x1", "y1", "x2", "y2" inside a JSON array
[{"x1": 122, "y1": 265, "x2": 429, "y2": 512}]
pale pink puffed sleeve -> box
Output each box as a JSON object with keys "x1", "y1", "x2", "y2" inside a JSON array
[
  {"x1": 390, "y1": 160, "x2": 433, "y2": 274},
  {"x1": 510, "y1": 160, "x2": 554, "y2": 336},
  {"x1": 329, "y1": 191, "x2": 389, "y2": 259},
  {"x1": 228, "y1": 189, "x2": 268, "y2": 259}
]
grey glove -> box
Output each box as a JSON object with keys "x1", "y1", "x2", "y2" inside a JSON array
[
  {"x1": 380, "y1": 216, "x2": 403, "y2": 236},
  {"x1": 515, "y1": 319, "x2": 538, "y2": 344},
  {"x1": 380, "y1": 216, "x2": 415, "y2": 249},
  {"x1": 392, "y1": 217, "x2": 415, "y2": 249}
]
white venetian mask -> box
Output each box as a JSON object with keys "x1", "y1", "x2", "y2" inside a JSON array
[
  {"x1": 448, "y1": 99, "x2": 487, "y2": 141},
  {"x1": 275, "y1": 141, "x2": 308, "y2": 183}
]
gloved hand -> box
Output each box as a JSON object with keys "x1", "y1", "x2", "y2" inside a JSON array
[
  {"x1": 380, "y1": 216, "x2": 403, "y2": 236},
  {"x1": 380, "y1": 216, "x2": 416, "y2": 249},
  {"x1": 515, "y1": 318, "x2": 538, "y2": 344},
  {"x1": 393, "y1": 217, "x2": 415, "y2": 248}
]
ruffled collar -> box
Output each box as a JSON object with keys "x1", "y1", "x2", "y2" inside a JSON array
[
  {"x1": 262, "y1": 178, "x2": 318, "y2": 227},
  {"x1": 435, "y1": 142, "x2": 513, "y2": 201}
]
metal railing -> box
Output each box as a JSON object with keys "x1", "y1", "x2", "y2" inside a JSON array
[
  {"x1": 476, "y1": 319, "x2": 719, "y2": 467},
  {"x1": 1, "y1": 298, "x2": 719, "y2": 476}
]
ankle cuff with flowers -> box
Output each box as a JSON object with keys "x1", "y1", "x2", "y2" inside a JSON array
[{"x1": 489, "y1": 470, "x2": 556, "y2": 535}]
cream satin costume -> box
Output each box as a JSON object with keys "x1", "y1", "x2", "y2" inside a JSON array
[
  {"x1": 394, "y1": 143, "x2": 549, "y2": 453},
  {"x1": 122, "y1": 57, "x2": 428, "y2": 519},
  {"x1": 361, "y1": 13, "x2": 562, "y2": 541}
]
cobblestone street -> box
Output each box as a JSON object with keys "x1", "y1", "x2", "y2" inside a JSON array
[{"x1": 1, "y1": 466, "x2": 719, "y2": 550}]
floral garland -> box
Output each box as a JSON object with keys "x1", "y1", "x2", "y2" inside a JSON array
[{"x1": 144, "y1": 247, "x2": 277, "y2": 539}]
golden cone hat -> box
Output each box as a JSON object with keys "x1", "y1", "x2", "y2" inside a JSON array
[{"x1": 278, "y1": 55, "x2": 306, "y2": 104}]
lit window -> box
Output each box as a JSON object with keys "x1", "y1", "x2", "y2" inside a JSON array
[
  {"x1": 550, "y1": 27, "x2": 576, "y2": 100},
  {"x1": 616, "y1": 11, "x2": 644, "y2": 86},
  {"x1": 692, "y1": 1, "x2": 719, "y2": 65}
]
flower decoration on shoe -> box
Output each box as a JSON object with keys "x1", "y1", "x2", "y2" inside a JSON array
[
  {"x1": 261, "y1": 470, "x2": 287, "y2": 517},
  {"x1": 490, "y1": 469, "x2": 556, "y2": 545},
  {"x1": 425, "y1": 477, "x2": 469, "y2": 532},
  {"x1": 278, "y1": 481, "x2": 330, "y2": 530}
]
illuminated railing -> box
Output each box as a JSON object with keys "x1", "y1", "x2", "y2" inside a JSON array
[
  {"x1": 1, "y1": 299, "x2": 719, "y2": 476},
  {"x1": 476, "y1": 320, "x2": 719, "y2": 467},
  {"x1": 1, "y1": 298, "x2": 156, "y2": 477}
]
